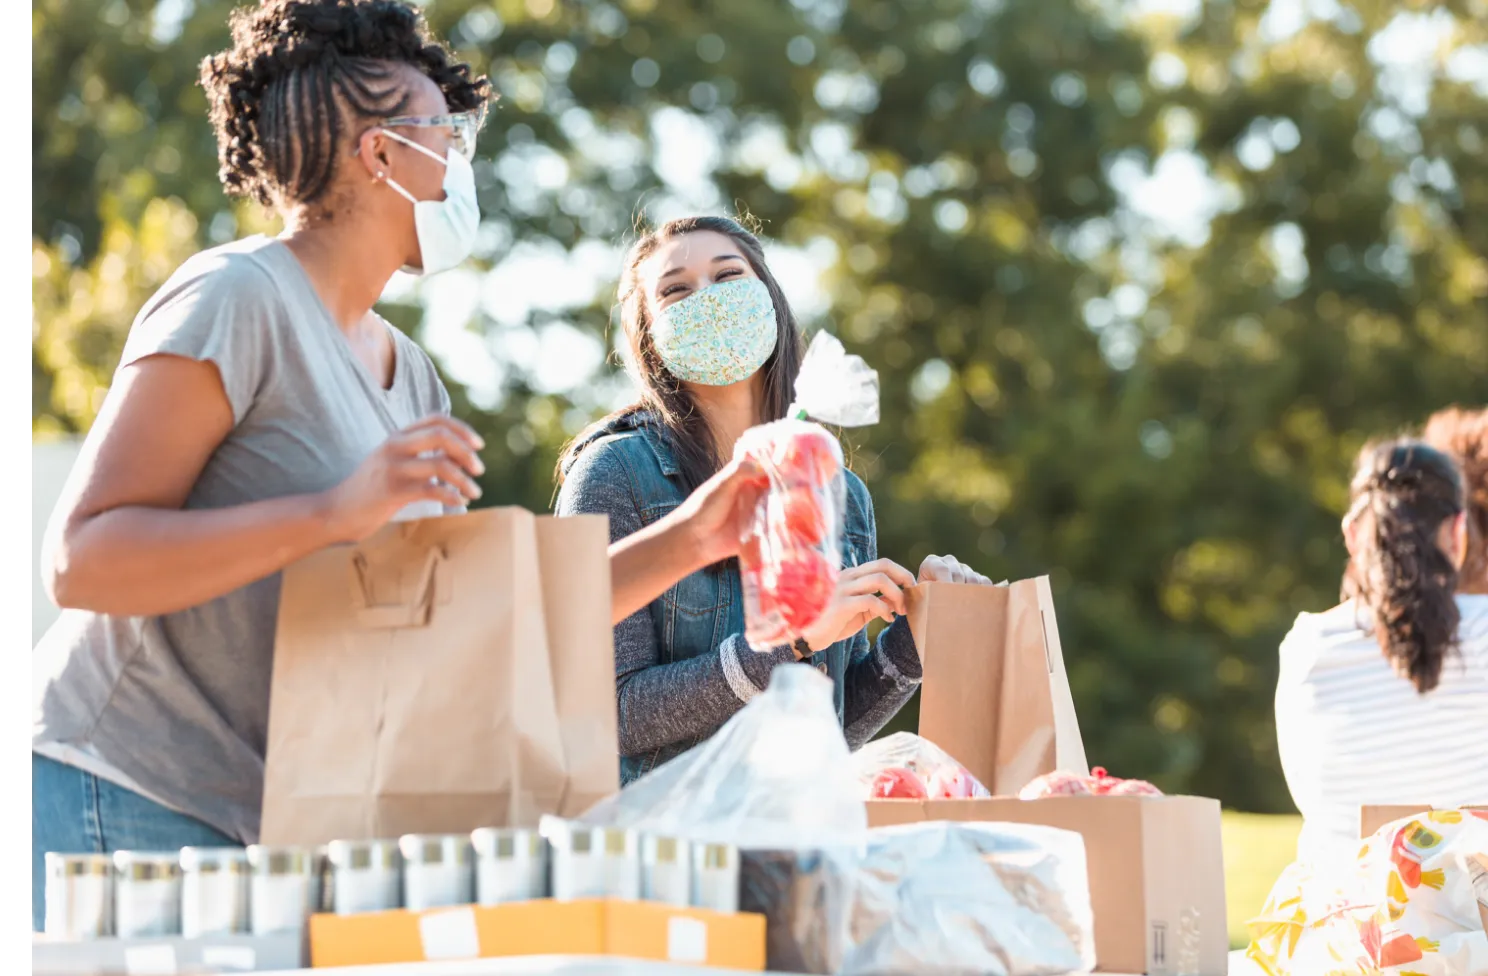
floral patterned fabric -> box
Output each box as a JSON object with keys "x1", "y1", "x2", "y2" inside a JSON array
[
  {"x1": 1247, "y1": 809, "x2": 1488, "y2": 975},
  {"x1": 651, "y1": 277, "x2": 779, "y2": 386}
]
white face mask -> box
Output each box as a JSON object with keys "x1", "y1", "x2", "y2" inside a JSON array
[{"x1": 380, "y1": 129, "x2": 480, "y2": 276}]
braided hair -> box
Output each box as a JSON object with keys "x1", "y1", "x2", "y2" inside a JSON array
[
  {"x1": 199, "y1": 0, "x2": 489, "y2": 209},
  {"x1": 1341, "y1": 439, "x2": 1466, "y2": 693}
]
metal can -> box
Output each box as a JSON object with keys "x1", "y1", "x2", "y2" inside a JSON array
[
  {"x1": 326, "y1": 839, "x2": 402, "y2": 915},
  {"x1": 112, "y1": 852, "x2": 182, "y2": 938},
  {"x1": 548, "y1": 823, "x2": 640, "y2": 901},
  {"x1": 399, "y1": 835, "x2": 473, "y2": 911},
  {"x1": 640, "y1": 834, "x2": 692, "y2": 907},
  {"x1": 691, "y1": 841, "x2": 740, "y2": 913},
  {"x1": 180, "y1": 847, "x2": 250, "y2": 937},
  {"x1": 44, "y1": 853, "x2": 113, "y2": 939},
  {"x1": 247, "y1": 846, "x2": 320, "y2": 935},
  {"x1": 471, "y1": 828, "x2": 547, "y2": 905}
]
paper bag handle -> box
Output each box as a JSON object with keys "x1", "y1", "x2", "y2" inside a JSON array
[{"x1": 351, "y1": 547, "x2": 445, "y2": 629}]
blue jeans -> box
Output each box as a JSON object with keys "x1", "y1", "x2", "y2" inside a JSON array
[{"x1": 32, "y1": 753, "x2": 236, "y2": 932}]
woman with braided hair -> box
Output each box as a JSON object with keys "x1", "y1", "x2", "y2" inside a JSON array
[
  {"x1": 31, "y1": 0, "x2": 763, "y2": 929},
  {"x1": 1275, "y1": 439, "x2": 1488, "y2": 865}
]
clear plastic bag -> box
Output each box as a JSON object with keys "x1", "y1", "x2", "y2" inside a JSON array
[
  {"x1": 578, "y1": 664, "x2": 866, "y2": 973},
  {"x1": 735, "y1": 333, "x2": 880, "y2": 652},
  {"x1": 846, "y1": 821, "x2": 1097, "y2": 975},
  {"x1": 850, "y1": 731, "x2": 992, "y2": 800},
  {"x1": 577, "y1": 667, "x2": 1103, "y2": 975}
]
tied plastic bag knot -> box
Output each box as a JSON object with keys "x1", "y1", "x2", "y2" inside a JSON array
[{"x1": 788, "y1": 332, "x2": 880, "y2": 428}]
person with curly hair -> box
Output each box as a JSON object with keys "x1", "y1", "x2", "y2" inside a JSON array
[
  {"x1": 1423, "y1": 405, "x2": 1488, "y2": 595},
  {"x1": 31, "y1": 0, "x2": 762, "y2": 930},
  {"x1": 1275, "y1": 440, "x2": 1488, "y2": 865}
]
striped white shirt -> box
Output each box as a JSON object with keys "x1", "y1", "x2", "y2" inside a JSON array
[{"x1": 1275, "y1": 595, "x2": 1488, "y2": 865}]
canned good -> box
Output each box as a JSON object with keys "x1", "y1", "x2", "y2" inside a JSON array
[
  {"x1": 180, "y1": 847, "x2": 250, "y2": 937},
  {"x1": 247, "y1": 846, "x2": 320, "y2": 935},
  {"x1": 44, "y1": 853, "x2": 112, "y2": 939},
  {"x1": 326, "y1": 839, "x2": 402, "y2": 915},
  {"x1": 471, "y1": 828, "x2": 547, "y2": 905},
  {"x1": 640, "y1": 834, "x2": 692, "y2": 907},
  {"x1": 399, "y1": 835, "x2": 473, "y2": 911},
  {"x1": 691, "y1": 841, "x2": 740, "y2": 913},
  {"x1": 113, "y1": 852, "x2": 182, "y2": 938},
  {"x1": 547, "y1": 823, "x2": 640, "y2": 901}
]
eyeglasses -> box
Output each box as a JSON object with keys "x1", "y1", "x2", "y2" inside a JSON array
[{"x1": 376, "y1": 106, "x2": 486, "y2": 161}]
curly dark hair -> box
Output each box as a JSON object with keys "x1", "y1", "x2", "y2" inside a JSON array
[
  {"x1": 1423, "y1": 405, "x2": 1488, "y2": 595},
  {"x1": 199, "y1": 0, "x2": 490, "y2": 209},
  {"x1": 1341, "y1": 439, "x2": 1466, "y2": 693}
]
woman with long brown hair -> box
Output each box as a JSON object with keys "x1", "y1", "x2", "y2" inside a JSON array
[
  {"x1": 1275, "y1": 439, "x2": 1488, "y2": 864},
  {"x1": 556, "y1": 216, "x2": 988, "y2": 783}
]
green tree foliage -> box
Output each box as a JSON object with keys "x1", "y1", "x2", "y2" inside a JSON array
[{"x1": 33, "y1": 0, "x2": 1488, "y2": 810}]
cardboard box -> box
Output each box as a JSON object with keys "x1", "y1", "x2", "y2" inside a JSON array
[
  {"x1": 1359, "y1": 803, "x2": 1488, "y2": 839},
  {"x1": 32, "y1": 931, "x2": 304, "y2": 974},
  {"x1": 867, "y1": 795, "x2": 1228, "y2": 976},
  {"x1": 308, "y1": 898, "x2": 765, "y2": 971}
]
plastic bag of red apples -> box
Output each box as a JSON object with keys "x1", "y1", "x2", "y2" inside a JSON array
[
  {"x1": 735, "y1": 334, "x2": 879, "y2": 652},
  {"x1": 735, "y1": 421, "x2": 847, "y2": 651}
]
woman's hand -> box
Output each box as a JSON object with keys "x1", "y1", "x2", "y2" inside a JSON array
[
  {"x1": 608, "y1": 457, "x2": 768, "y2": 625},
  {"x1": 322, "y1": 415, "x2": 486, "y2": 543},
  {"x1": 674, "y1": 456, "x2": 769, "y2": 566},
  {"x1": 799, "y1": 558, "x2": 919, "y2": 654},
  {"x1": 918, "y1": 554, "x2": 993, "y2": 585}
]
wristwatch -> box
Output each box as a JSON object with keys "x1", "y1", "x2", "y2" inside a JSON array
[{"x1": 792, "y1": 637, "x2": 813, "y2": 661}]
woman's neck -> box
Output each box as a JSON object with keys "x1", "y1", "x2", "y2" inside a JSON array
[
  {"x1": 278, "y1": 210, "x2": 402, "y2": 333},
  {"x1": 691, "y1": 374, "x2": 765, "y2": 460}
]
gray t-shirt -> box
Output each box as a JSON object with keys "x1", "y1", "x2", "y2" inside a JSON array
[{"x1": 32, "y1": 236, "x2": 452, "y2": 843}]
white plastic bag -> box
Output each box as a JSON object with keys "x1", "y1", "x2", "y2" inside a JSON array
[
  {"x1": 579, "y1": 664, "x2": 865, "y2": 973},
  {"x1": 577, "y1": 667, "x2": 1104, "y2": 975},
  {"x1": 847, "y1": 821, "x2": 1097, "y2": 975}
]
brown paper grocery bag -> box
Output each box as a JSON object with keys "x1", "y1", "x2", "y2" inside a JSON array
[
  {"x1": 905, "y1": 577, "x2": 1088, "y2": 796},
  {"x1": 259, "y1": 508, "x2": 617, "y2": 845}
]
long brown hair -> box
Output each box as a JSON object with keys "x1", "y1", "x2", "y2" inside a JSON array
[
  {"x1": 1422, "y1": 406, "x2": 1488, "y2": 595},
  {"x1": 560, "y1": 216, "x2": 806, "y2": 493},
  {"x1": 1341, "y1": 439, "x2": 1466, "y2": 693}
]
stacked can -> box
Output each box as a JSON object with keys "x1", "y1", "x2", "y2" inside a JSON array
[
  {"x1": 399, "y1": 835, "x2": 474, "y2": 910},
  {"x1": 326, "y1": 840, "x2": 402, "y2": 915},
  {"x1": 471, "y1": 828, "x2": 547, "y2": 905},
  {"x1": 246, "y1": 846, "x2": 320, "y2": 935},
  {"x1": 112, "y1": 853, "x2": 183, "y2": 938},
  {"x1": 44, "y1": 854, "x2": 113, "y2": 939},
  {"x1": 180, "y1": 848, "x2": 250, "y2": 937}
]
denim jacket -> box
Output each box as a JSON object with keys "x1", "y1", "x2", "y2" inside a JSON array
[{"x1": 556, "y1": 410, "x2": 922, "y2": 785}]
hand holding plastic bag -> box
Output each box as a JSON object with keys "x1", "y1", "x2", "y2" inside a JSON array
[{"x1": 735, "y1": 333, "x2": 879, "y2": 651}]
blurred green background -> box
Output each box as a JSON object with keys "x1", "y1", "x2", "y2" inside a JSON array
[{"x1": 32, "y1": 0, "x2": 1488, "y2": 829}]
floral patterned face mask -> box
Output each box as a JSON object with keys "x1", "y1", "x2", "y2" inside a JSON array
[{"x1": 651, "y1": 277, "x2": 779, "y2": 386}]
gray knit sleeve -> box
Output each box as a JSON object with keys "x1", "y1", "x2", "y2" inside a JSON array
[
  {"x1": 555, "y1": 437, "x2": 797, "y2": 757},
  {"x1": 840, "y1": 474, "x2": 923, "y2": 750}
]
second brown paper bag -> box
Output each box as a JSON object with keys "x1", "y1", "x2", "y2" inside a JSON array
[
  {"x1": 260, "y1": 508, "x2": 617, "y2": 846},
  {"x1": 905, "y1": 576, "x2": 1088, "y2": 795}
]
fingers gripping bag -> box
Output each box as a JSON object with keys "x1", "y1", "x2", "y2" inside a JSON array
[
  {"x1": 736, "y1": 333, "x2": 879, "y2": 651},
  {"x1": 1246, "y1": 809, "x2": 1488, "y2": 975}
]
